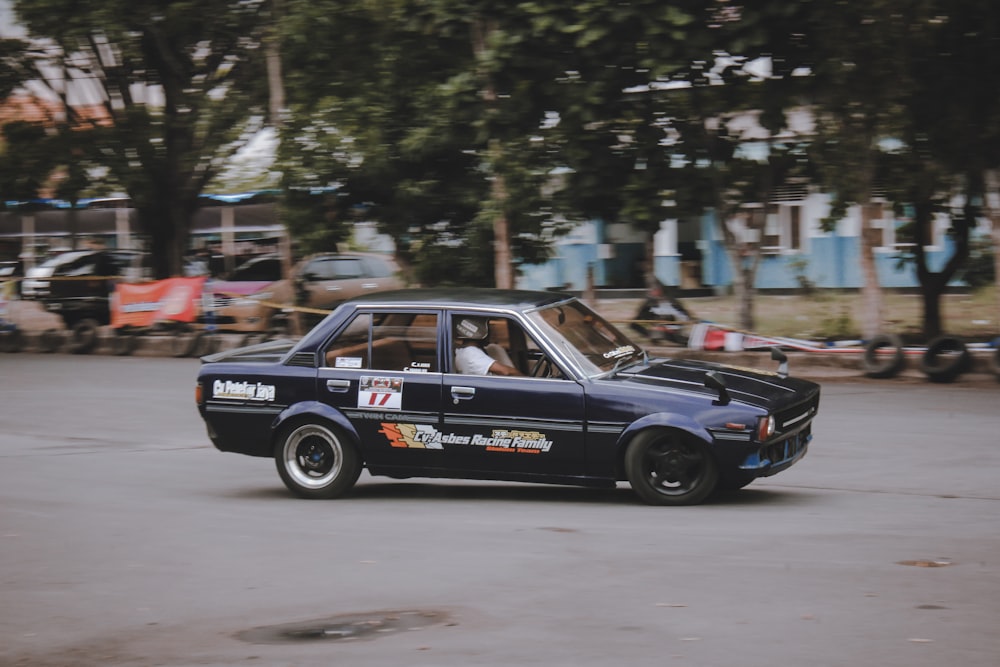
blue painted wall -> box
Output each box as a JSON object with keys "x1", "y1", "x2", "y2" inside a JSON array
[{"x1": 515, "y1": 211, "x2": 975, "y2": 292}]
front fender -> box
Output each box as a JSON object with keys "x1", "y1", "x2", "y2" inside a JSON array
[
  {"x1": 273, "y1": 401, "x2": 362, "y2": 450},
  {"x1": 616, "y1": 412, "x2": 714, "y2": 452},
  {"x1": 612, "y1": 413, "x2": 715, "y2": 480}
]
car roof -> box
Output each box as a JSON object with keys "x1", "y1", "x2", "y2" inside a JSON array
[{"x1": 343, "y1": 287, "x2": 574, "y2": 311}]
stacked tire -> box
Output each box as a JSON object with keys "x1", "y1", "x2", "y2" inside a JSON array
[
  {"x1": 919, "y1": 336, "x2": 972, "y2": 383},
  {"x1": 862, "y1": 334, "x2": 906, "y2": 379}
]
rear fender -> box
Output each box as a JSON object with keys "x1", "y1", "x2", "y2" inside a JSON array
[{"x1": 273, "y1": 401, "x2": 362, "y2": 452}]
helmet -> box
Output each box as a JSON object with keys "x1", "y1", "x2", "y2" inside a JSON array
[{"x1": 455, "y1": 317, "x2": 489, "y2": 341}]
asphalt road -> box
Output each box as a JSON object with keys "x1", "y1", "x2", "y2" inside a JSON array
[{"x1": 1, "y1": 355, "x2": 998, "y2": 667}]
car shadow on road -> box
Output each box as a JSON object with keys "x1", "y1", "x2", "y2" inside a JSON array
[
  {"x1": 348, "y1": 480, "x2": 636, "y2": 504},
  {"x1": 219, "y1": 478, "x2": 817, "y2": 507}
]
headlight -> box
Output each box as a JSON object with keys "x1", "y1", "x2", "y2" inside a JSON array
[{"x1": 756, "y1": 415, "x2": 775, "y2": 441}]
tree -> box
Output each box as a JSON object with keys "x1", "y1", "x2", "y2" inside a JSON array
[
  {"x1": 13, "y1": 0, "x2": 273, "y2": 278},
  {"x1": 892, "y1": 1, "x2": 1000, "y2": 339},
  {"x1": 278, "y1": 0, "x2": 572, "y2": 288}
]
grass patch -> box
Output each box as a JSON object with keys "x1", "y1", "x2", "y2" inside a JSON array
[{"x1": 597, "y1": 286, "x2": 999, "y2": 344}]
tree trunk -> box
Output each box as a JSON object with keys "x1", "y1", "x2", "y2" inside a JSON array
[
  {"x1": 994, "y1": 216, "x2": 1000, "y2": 329},
  {"x1": 721, "y1": 228, "x2": 756, "y2": 331},
  {"x1": 491, "y1": 160, "x2": 514, "y2": 290},
  {"x1": 920, "y1": 277, "x2": 945, "y2": 340},
  {"x1": 265, "y1": 0, "x2": 285, "y2": 129},
  {"x1": 859, "y1": 211, "x2": 884, "y2": 340},
  {"x1": 139, "y1": 202, "x2": 194, "y2": 279},
  {"x1": 471, "y1": 19, "x2": 514, "y2": 290}
]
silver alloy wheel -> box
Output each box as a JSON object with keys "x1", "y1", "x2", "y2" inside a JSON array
[{"x1": 281, "y1": 423, "x2": 344, "y2": 490}]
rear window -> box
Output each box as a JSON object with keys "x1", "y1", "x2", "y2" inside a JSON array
[{"x1": 230, "y1": 258, "x2": 281, "y2": 281}]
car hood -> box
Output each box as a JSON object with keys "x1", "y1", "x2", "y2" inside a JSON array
[
  {"x1": 201, "y1": 338, "x2": 298, "y2": 364},
  {"x1": 614, "y1": 357, "x2": 819, "y2": 409}
]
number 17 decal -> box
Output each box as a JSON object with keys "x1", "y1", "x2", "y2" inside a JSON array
[{"x1": 358, "y1": 376, "x2": 403, "y2": 411}]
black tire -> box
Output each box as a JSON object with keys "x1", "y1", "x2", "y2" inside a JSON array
[
  {"x1": 68, "y1": 318, "x2": 100, "y2": 354},
  {"x1": 862, "y1": 333, "x2": 906, "y2": 379},
  {"x1": 0, "y1": 328, "x2": 24, "y2": 353},
  {"x1": 920, "y1": 336, "x2": 971, "y2": 383},
  {"x1": 172, "y1": 329, "x2": 200, "y2": 358},
  {"x1": 624, "y1": 429, "x2": 718, "y2": 506},
  {"x1": 274, "y1": 421, "x2": 362, "y2": 499},
  {"x1": 991, "y1": 345, "x2": 1000, "y2": 382},
  {"x1": 39, "y1": 328, "x2": 64, "y2": 353}
]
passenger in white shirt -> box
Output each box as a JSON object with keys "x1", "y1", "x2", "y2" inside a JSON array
[{"x1": 453, "y1": 317, "x2": 523, "y2": 376}]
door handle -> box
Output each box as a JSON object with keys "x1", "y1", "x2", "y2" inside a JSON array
[
  {"x1": 325, "y1": 285, "x2": 342, "y2": 291},
  {"x1": 326, "y1": 379, "x2": 351, "y2": 392},
  {"x1": 362, "y1": 282, "x2": 378, "y2": 289},
  {"x1": 451, "y1": 386, "x2": 475, "y2": 404}
]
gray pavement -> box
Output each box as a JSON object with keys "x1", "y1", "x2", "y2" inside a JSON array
[{"x1": 0, "y1": 355, "x2": 998, "y2": 667}]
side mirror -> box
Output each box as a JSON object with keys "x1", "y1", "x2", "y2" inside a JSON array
[
  {"x1": 704, "y1": 370, "x2": 730, "y2": 405},
  {"x1": 770, "y1": 347, "x2": 788, "y2": 378}
]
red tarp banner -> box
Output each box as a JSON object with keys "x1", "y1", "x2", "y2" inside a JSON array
[{"x1": 111, "y1": 277, "x2": 206, "y2": 328}]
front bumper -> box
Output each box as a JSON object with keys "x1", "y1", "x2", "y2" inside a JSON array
[{"x1": 737, "y1": 423, "x2": 812, "y2": 477}]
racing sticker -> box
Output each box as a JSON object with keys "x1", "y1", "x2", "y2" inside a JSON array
[
  {"x1": 359, "y1": 376, "x2": 403, "y2": 410},
  {"x1": 212, "y1": 379, "x2": 276, "y2": 401},
  {"x1": 379, "y1": 424, "x2": 553, "y2": 453},
  {"x1": 378, "y1": 423, "x2": 445, "y2": 449}
]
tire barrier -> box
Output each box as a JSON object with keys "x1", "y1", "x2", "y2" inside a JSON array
[
  {"x1": 0, "y1": 328, "x2": 24, "y2": 353},
  {"x1": 39, "y1": 328, "x2": 64, "y2": 353},
  {"x1": 920, "y1": 336, "x2": 971, "y2": 383},
  {"x1": 195, "y1": 333, "x2": 220, "y2": 357},
  {"x1": 68, "y1": 319, "x2": 100, "y2": 354},
  {"x1": 171, "y1": 328, "x2": 201, "y2": 358},
  {"x1": 111, "y1": 329, "x2": 139, "y2": 356},
  {"x1": 240, "y1": 332, "x2": 268, "y2": 347},
  {"x1": 861, "y1": 333, "x2": 906, "y2": 379}
]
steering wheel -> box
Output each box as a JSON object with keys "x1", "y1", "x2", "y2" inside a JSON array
[{"x1": 530, "y1": 356, "x2": 551, "y2": 377}]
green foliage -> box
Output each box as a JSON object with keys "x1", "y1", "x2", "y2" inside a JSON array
[
  {"x1": 958, "y1": 237, "x2": 996, "y2": 290},
  {"x1": 0, "y1": 121, "x2": 52, "y2": 203},
  {"x1": 12, "y1": 0, "x2": 272, "y2": 277}
]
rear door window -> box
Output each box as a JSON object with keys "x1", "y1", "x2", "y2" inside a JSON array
[{"x1": 324, "y1": 311, "x2": 440, "y2": 372}]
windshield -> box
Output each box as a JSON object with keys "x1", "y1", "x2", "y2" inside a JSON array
[{"x1": 526, "y1": 299, "x2": 644, "y2": 377}]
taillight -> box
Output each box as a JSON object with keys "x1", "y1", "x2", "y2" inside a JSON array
[
  {"x1": 195, "y1": 381, "x2": 203, "y2": 406},
  {"x1": 756, "y1": 415, "x2": 775, "y2": 441}
]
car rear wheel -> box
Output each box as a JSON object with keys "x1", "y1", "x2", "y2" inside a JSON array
[
  {"x1": 274, "y1": 421, "x2": 362, "y2": 499},
  {"x1": 625, "y1": 429, "x2": 718, "y2": 506},
  {"x1": 68, "y1": 318, "x2": 100, "y2": 354}
]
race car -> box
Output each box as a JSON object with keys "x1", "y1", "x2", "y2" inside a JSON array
[{"x1": 195, "y1": 288, "x2": 820, "y2": 505}]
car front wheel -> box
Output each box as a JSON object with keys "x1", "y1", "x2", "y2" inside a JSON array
[
  {"x1": 274, "y1": 421, "x2": 362, "y2": 499},
  {"x1": 625, "y1": 429, "x2": 718, "y2": 506}
]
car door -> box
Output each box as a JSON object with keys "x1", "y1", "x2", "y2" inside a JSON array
[
  {"x1": 317, "y1": 309, "x2": 444, "y2": 474},
  {"x1": 439, "y1": 312, "x2": 587, "y2": 478}
]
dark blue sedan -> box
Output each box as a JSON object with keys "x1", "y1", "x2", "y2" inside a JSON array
[{"x1": 195, "y1": 288, "x2": 820, "y2": 505}]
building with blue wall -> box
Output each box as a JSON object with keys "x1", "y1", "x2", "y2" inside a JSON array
[{"x1": 515, "y1": 190, "x2": 989, "y2": 293}]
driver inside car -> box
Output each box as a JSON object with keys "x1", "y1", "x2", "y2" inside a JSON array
[{"x1": 453, "y1": 317, "x2": 523, "y2": 376}]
